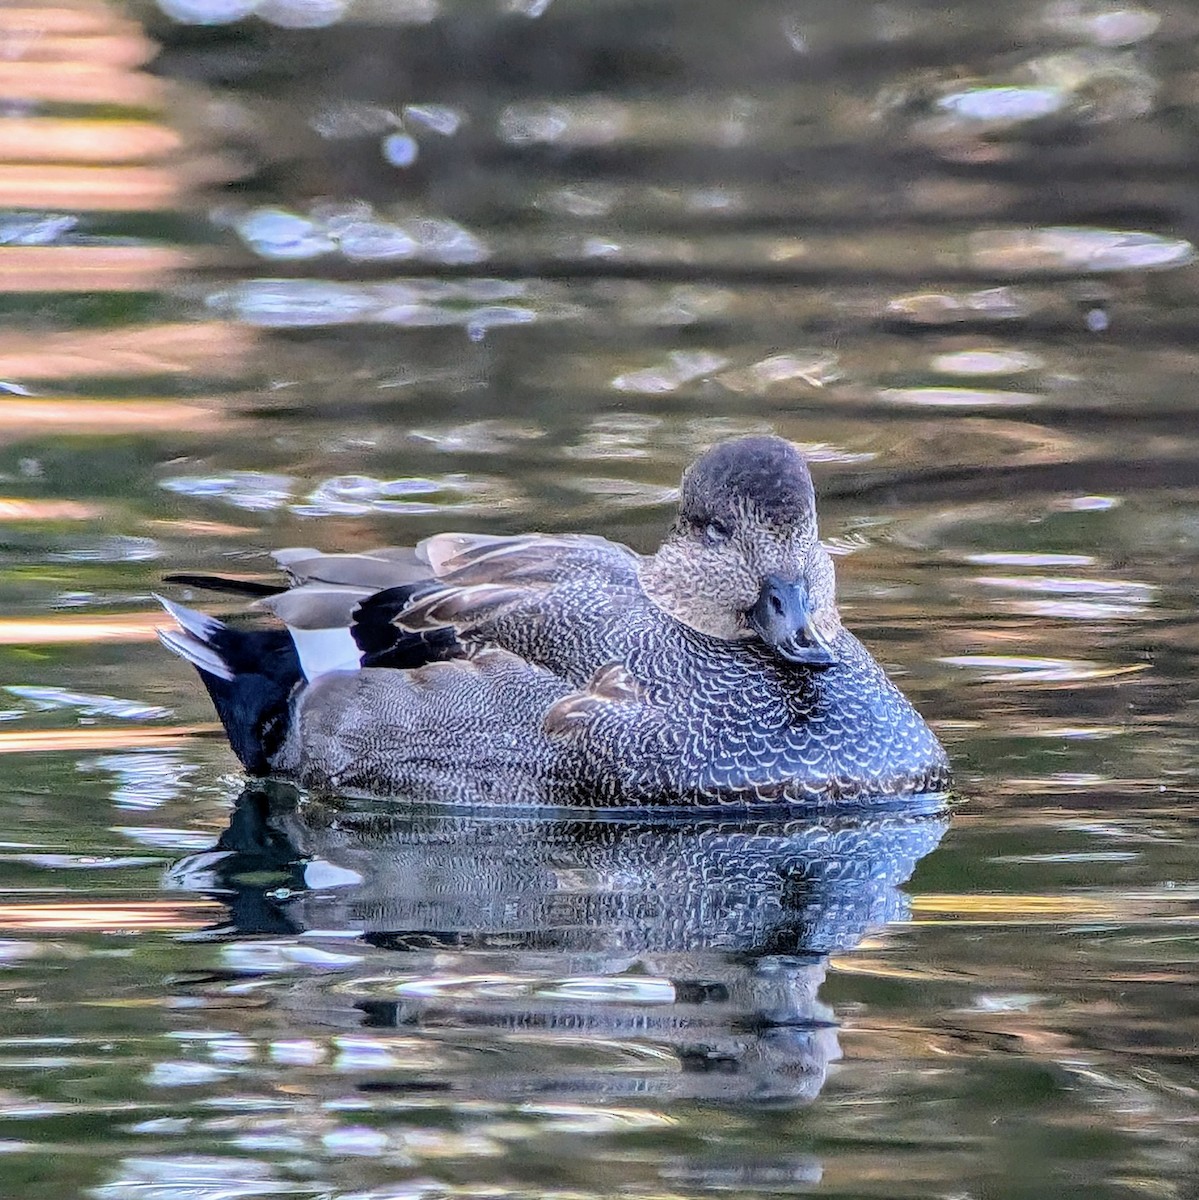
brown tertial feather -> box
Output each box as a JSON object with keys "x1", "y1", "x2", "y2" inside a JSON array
[
  {"x1": 397, "y1": 583, "x2": 540, "y2": 633},
  {"x1": 420, "y1": 532, "x2": 514, "y2": 576},
  {"x1": 423, "y1": 532, "x2": 635, "y2": 583},
  {"x1": 543, "y1": 662, "x2": 647, "y2": 737}
]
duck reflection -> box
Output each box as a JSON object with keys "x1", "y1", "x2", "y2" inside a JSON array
[{"x1": 167, "y1": 785, "x2": 947, "y2": 1106}]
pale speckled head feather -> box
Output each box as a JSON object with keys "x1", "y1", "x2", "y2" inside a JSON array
[{"x1": 640, "y1": 435, "x2": 841, "y2": 649}]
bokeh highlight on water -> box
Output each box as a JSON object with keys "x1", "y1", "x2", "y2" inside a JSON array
[{"x1": 0, "y1": 0, "x2": 1197, "y2": 1196}]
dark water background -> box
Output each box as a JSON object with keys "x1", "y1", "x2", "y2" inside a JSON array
[{"x1": 1, "y1": 0, "x2": 1198, "y2": 1196}]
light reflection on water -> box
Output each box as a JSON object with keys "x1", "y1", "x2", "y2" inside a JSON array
[{"x1": 0, "y1": 0, "x2": 1197, "y2": 1197}]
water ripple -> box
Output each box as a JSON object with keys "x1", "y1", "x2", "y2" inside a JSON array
[
  {"x1": 208, "y1": 278, "x2": 567, "y2": 333},
  {"x1": 229, "y1": 204, "x2": 487, "y2": 265},
  {"x1": 6, "y1": 1, "x2": 1199, "y2": 1196},
  {"x1": 611, "y1": 350, "x2": 730, "y2": 394},
  {"x1": 967, "y1": 552, "x2": 1096, "y2": 567},
  {"x1": 931, "y1": 349, "x2": 1044, "y2": 375},
  {"x1": 878, "y1": 386, "x2": 1042, "y2": 408},
  {"x1": 969, "y1": 227, "x2": 1194, "y2": 275},
  {"x1": 161, "y1": 471, "x2": 526, "y2": 517},
  {"x1": 972, "y1": 573, "x2": 1154, "y2": 599},
  {"x1": 3, "y1": 687, "x2": 170, "y2": 722},
  {"x1": 939, "y1": 655, "x2": 1149, "y2": 682},
  {"x1": 91, "y1": 1153, "x2": 295, "y2": 1200},
  {"x1": 564, "y1": 477, "x2": 678, "y2": 509},
  {"x1": 384, "y1": 974, "x2": 678, "y2": 1005},
  {"x1": 973, "y1": 572, "x2": 1155, "y2": 618},
  {"x1": 160, "y1": 0, "x2": 437, "y2": 27}
]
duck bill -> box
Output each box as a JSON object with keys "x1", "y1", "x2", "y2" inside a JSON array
[{"x1": 748, "y1": 575, "x2": 838, "y2": 667}]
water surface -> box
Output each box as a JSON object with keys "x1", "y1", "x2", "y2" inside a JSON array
[{"x1": 1, "y1": 0, "x2": 1198, "y2": 1196}]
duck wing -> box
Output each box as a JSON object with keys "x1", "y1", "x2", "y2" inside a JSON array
[
  {"x1": 169, "y1": 547, "x2": 460, "y2": 679},
  {"x1": 271, "y1": 546, "x2": 427, "y2": 590},
  {"x1": 259, "y1": 548, "x2": 466, "y2": 676},
  {"x1": 163, "y1": 546, "x2": 426, "y2": 600},
  {"x1": 399, "y1": 532, "x2": 645, "y2": 687}
]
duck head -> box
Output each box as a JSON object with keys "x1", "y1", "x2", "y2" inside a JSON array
[{"x1": 640, "y1": 436, "x2": 841, "y2": 666}]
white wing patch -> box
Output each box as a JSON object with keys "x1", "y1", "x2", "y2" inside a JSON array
[{"x1": 287, "y1": 626, "x2": 362, "y2": 681}]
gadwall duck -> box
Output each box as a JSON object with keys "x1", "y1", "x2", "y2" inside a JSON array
[{"x1": 158, "y1": 436, "x2": 950, "y2": 808}]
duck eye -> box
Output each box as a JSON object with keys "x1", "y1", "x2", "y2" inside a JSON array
[{"x1": 702, "y1": 520, "x2": 731, "y2": 546}]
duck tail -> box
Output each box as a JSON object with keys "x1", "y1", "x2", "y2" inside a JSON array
[
  {"x1": 161, "y1": 572, "x2": 286, "y2": 598},
  {"x1": 155, "y1": 595, "x2": 301, "y2": 775}
]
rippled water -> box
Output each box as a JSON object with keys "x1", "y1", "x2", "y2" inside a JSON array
[{"x1": 1, "y1": 0, "x2": 1198, "y2": 1196}]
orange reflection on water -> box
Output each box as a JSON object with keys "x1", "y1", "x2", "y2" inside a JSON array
[
  {"x1": 0, "y1": 119, "x2": 181, "y2": 164},
  {"x1": 0, "y1": 0, "x2": 156, "y2": 104},
  {"x1": 2, "y1": 3, "x2": 148, "y2": 38},
  {"x1": 0, "y1": 398, "x2": 224, "y2": 434},
  {"x1": 147, "y1": 518, "x2": 260, "y2": 537},
  {"x1": 0, "y1": 899, "x2": 222, "y2": 932},
  {"x1": 912, "y1": 893, "x2": 1114, "y2": 920},
  {"x1": 0, "y1": 613, "x2": 170, "y2": 646},
  {"x1": 0, "y1": 498, "x2": 101, "y2": 520},
  {"x1": 0, "y1": 159, "x2": 236, "y2": 211},
  {"x1": 829, "y1": 957, "x2": 966, "y2": 982},
  {"x1": 0, "y1": 2, "x2": 234, "y2": 210},
  {"x1": 0, "y1": 247, "x2": 194, "y2": 293},
  {"x1": 0, "y1": 63, "x2": 161, "y2": 107},
  {"x1": 0, "y1": 726, "x2": 216, "y2": 754},
  {"x1": 908, "y1": 891, "x2": 1199, "y2": 924},
  {"x1": 0, "y1": 323, "x2": 254, "y2": 381},
  {"x1": 4, "y1": 25, "x2": 152, "y2": 67}
]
